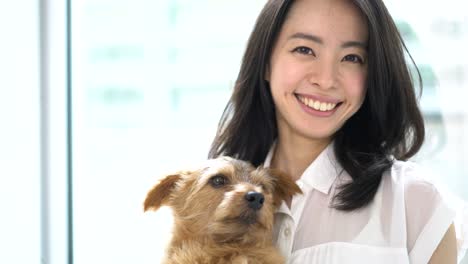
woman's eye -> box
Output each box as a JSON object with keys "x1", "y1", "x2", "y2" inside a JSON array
[
  {"x1": 343, "y1": 54, "x2": 364, "y2": 64},
  {"x1": 209, "y1": 174, "x2": 228, "y2": 188},
  {"x1": 292, "y1": 46, "x2": 315, "y2": 56}
]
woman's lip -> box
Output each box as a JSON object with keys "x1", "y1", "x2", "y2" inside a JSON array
[{"x1": 295, "y1": 93, "x2": 342, "y2": 104}]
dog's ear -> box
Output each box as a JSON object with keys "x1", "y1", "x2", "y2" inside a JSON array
[
  {"x1": 267, "y1": 168, "x2": 302, "y2": 207},
  {"x1": 144, "y1": 174, "x2": 181, "y2": 212}
]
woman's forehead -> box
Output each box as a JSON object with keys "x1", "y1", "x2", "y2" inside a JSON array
[{"x1": 281, "y1": 0, "x2": 369, "y2": 44}]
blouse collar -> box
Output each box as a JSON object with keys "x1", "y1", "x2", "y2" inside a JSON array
[{"x1": 263, "y1": 140, "x2": 343, "y2": 195}]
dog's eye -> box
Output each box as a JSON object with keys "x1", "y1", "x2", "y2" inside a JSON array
[{"x1": 209, "y1": 174, "x2": 228, "y2": 188}]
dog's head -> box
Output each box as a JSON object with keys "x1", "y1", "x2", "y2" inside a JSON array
[{"x1": 144, "y1": 157, "x2": 301, "y2": 244}]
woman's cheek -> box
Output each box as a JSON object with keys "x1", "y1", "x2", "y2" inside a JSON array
[
  {"x1": 271, "y1": 57, "x2": 304, "y2": 91},
  {"x1": 347, "y1": 71, "x2": 367, "y2": 104}
]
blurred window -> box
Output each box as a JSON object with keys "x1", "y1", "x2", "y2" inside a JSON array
[
  {"x1": 0, "y1": 1, "x2": 41, "y2": 263},
  {"x1": 71, "y1": 0, "x2": 468, "y2": 263}
]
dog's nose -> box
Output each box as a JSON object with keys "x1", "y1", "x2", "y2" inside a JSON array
[{"x1": 245, "y1": 191, "x2": 264, "y2": 210}]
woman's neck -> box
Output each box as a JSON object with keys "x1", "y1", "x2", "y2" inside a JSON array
[{"x1": 271, "y1": 135, "x2": 331, "y2": 181}]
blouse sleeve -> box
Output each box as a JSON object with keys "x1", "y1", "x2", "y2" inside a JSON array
[{"x1": 402, "y1": 162, "x2": 467, "y2": 264}]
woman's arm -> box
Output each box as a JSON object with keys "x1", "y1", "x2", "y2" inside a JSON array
[{"x1": 429, "y1": 223, "x2": 457, "y2": 264}]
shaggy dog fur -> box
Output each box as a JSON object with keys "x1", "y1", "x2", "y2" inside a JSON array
[{"x1": 144, "y1": 157, "x2": 301, "y2": 264}]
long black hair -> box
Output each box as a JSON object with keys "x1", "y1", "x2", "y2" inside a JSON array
[{"x1": 208, "y1": 0, "x2": 425, "y2": 211}]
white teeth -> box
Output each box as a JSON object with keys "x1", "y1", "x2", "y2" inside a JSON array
[
  {"x1": 298, "y1": 95, "x2": 338, "y2": 112},
  {"x1": 319, "y1": 102, "x2": 327, "y2": 111},
  {"x1": 313, "y1": 101, "x2": 320, "y2": 110}
]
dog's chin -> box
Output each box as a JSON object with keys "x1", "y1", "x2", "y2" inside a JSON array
[
  {"x1": 210, "y1": 225, "x2": 259, "y2": 244},
  {"x1": 210, "y1": 211, "x2": 267, "y2": 243}
]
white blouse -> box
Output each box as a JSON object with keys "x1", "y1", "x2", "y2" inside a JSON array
[{"x1": 264, "y1": 143, "x2": 468, "y2": 264}]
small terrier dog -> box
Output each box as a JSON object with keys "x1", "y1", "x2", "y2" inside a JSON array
[{"x1": 144, "y1": 157, "x2": 301, "y2": 264}]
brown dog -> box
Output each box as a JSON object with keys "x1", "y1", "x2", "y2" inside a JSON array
[{"x1": 144, "y1": 157, "x2": 301, "y2": 264}]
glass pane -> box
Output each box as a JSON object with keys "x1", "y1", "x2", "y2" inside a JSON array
[
  {"x1": 72, "y1": 1, "x2": 265, "y2": 263},
  {"x1": 387, "y1": 1, "x2": 468, "y2": 261},
  {"x1": 0, "y1": 0, "x2": 41, "y2": 263},
  {"x1": 73, "y1": 0, "x2": 467, "y2": 263},
  {"x1": 386, "y1": 0, "x2": 468, "y2": 200}
]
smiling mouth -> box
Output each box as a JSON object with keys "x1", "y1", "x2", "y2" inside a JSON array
[{"x1": 295, "y1": 94, "x2": 342, "y2": 112}]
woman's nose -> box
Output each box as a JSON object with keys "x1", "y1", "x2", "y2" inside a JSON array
[{"x1": 308, "y1": 60, "x2": 337, "y2": 90}]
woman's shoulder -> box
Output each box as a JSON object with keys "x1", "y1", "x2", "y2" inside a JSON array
[
  {"x1": 386, "y1": 159, "x2": 439, "y2": 192},
  {"x1": 384, "y1": 159, "x2": 451, "y2": 214},
  {"x1": 387, "y1": 159, "x2": 445, "y2": 208},
  {"x1": 383, "y1": 159, "x2": 461, "y2": 263},
  {"x1": 379, "y1": 159, "x2": 443, "y2": 211}
]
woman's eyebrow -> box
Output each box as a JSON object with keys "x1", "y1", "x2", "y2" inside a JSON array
[
  {"x1": 341, "y1": 40, "x2": 367, "y2": 50},
  {"x1": 288, "y1": 32, "x2": 367, "y2": 50},
  {"x1": 288, "y1": 32, "x2": 323, "y2": 44}
]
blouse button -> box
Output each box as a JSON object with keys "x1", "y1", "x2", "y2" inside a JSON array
[{"x1": 284, "y1": 227, "x2": 291, "y2": 237}]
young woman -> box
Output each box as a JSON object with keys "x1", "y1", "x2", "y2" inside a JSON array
[{"x1": 209, "y1": 0, "x2": 466, "y2": 263}]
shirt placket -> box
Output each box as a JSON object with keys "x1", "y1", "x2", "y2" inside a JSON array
[
  {"x1": 278, "y1": 180, "x2": 309, "y2": 259},
  {"x1": 279, "y1": 214, "x2": 295, "y2": 259}
]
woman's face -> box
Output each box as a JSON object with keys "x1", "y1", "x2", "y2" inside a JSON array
[{"x1": 267, "y1": 0, "x2": 369, "y2": 143}]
